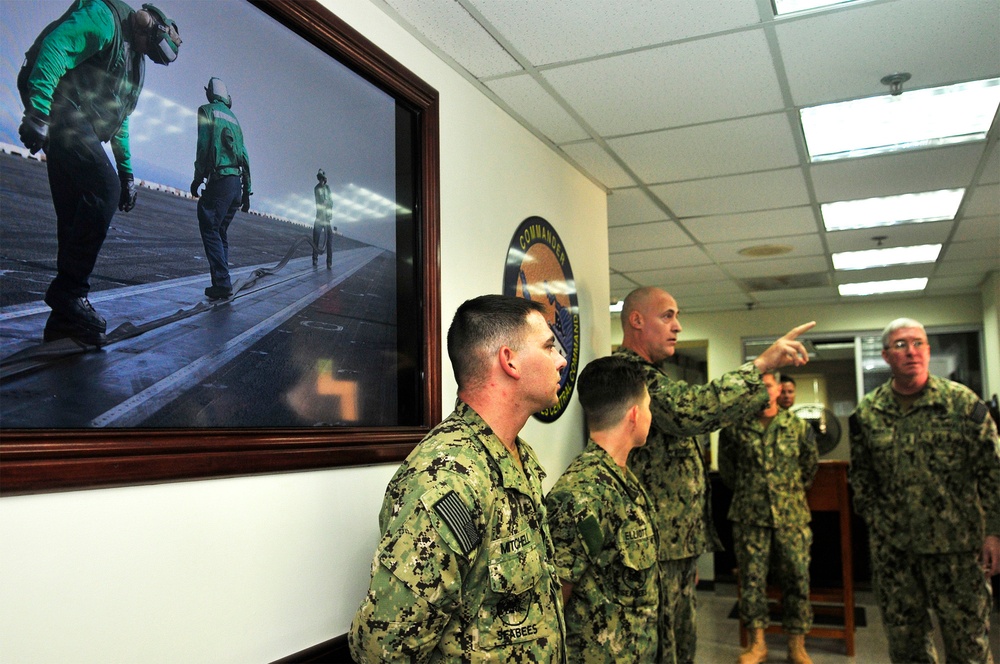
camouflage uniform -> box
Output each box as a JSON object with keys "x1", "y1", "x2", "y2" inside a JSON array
[
  {"x1": 349, "y1": 401, "x2": 567, "y2": 663},
  {"x1": 613, "y1": 348, "x2": 769, "y2": 664},
  {"x1": 718, "y1": 409, "x2": 818, "y2": 633},
  {"x1": 545, "y1": 440, "x2": 660, "y2": 663},
  {"x1": 850, "y1": 375, "x2": 1000, "y2": 664}
]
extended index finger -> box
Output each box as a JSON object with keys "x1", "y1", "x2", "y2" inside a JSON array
[{"x1": 782, "y1": 321, "x2": 816, "y2": 341}]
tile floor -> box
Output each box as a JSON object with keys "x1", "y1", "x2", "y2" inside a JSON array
[{"x1": 694, "y1": 583, "x2": 1000, "y2": 663}]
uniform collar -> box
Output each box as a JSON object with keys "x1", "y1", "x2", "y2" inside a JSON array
[
  {"x1": 873, "y1": 374, "x2": 943, "y2": 413},
  {"x1": 454, "y1": 400, "x2": 547, "y2": 492}
]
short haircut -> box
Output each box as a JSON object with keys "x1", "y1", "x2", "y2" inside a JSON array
[
  {"x1": 577, "y1": 356, "x2": 648, "y2": 432},
  {"x1": 620, "y1": 286, "x2": 658, "y2": 326},
  {"x1": 780, "y1": 374, "x2": 795, "y2": 386},
  {"x1": 446, "y1": 295, "x2": 545, "y2": 390},
  {"x1": 881, "y1": 317, "x2": 926, "y2": 348}
]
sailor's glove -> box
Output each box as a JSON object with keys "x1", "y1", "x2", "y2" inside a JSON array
[
  {"x1": 118, "y1": 172, "x2": 137, "y2": 212},
  {"x1": 18, "y1": 110, "x2": 49, "y2": 154},
  {"x1": 241, "y1": 175, "x2": 251, "y2": 213},
  {"x1": 190, "y1": 178, "x2": 203, "y2": 198}
]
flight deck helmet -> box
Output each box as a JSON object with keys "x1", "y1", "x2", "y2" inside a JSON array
[
  {"x1": 205, "y1": 77, "x2": 232, "y2": 107},
  {"x1": 139, "y1": 4, "x2": 181, "y2": 65}
]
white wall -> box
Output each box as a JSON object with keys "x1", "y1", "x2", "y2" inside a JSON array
[
  {"x1": 981, "y1": 271, "x2": 1000, "y2": 398},
  {"x1": 0, "y1": 1, "x2": 609, "y2": 662}
]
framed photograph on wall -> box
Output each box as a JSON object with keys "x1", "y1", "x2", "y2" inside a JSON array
[{"x1": 0, "y1": 0, "x2": 441, "y2": 495}]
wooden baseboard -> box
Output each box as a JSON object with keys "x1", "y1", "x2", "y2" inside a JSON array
[{"x1": 271, "y1": 634, "x2": 353, "y2": 664}]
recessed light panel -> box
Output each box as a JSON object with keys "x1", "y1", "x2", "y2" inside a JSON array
[
  {"x1": 773, "y1": 0, "x2": 864, "y2": 15},
  {"x1": 801, "y1": 78, "x2": 1000, "y2": 162},
  {"x1": 821, "y1": 189, "x2": 964, "y2": 231},
  {"x1": 832, "y1": 244, "x2": 941, "y2": 270},
  {"x1": 839, "y1": 278, "x2": 928, "y2": 296}
]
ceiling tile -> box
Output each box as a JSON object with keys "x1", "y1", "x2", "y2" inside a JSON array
[
  {"x1": 665, "y1": 279, "x2": 745, "y2": 297},
  {"x1": 706, "y1": 233, "x2": 824, "y2": 263},
  {"x1": 484, "y1": 74, "x2": 590, "y2": 143},
  {"x1": 952, "y1": 215, "x2": 1000, "y2": 243},
  {"x1": 964, "y1": 184, "x2": 1000, "y2": 218},
  {"x1": 981, "y1": 146, "x2": 1000, "y2": 185},
  {"x1": 651, "y1": 168, "x2": 810, "y2": 217},
  {"x1": 470, "y1": 0, "x2": 761, "y2": 65},
  {"x1": 776, "y1": 0, "x2": 1000, "y2": 106},
  {"x1": 609, "y1": 245, "x2": 712, "y2": 272},
  {"x1": 725, "y1": 254, "x2": 829, "y2": 278},
  {"x1": 541, "y1": 30, "x2": 784, "y2": 135},
  {"x1": 609, "y1": 221, "x2": 693, "y2": 254},
  {"x1": 810, "y1": 144, "x2": 985, "y2": 202},
  {"x1": 608, "y1": 113, "x2": 800, "y2": 183},
  {"x1": 383, "y1": 0, "x2": 521, "y2": 77},
  {"x1": 926, "y1": 274, "x2": 988, "y2": 293},
  {"x1": 618, "y1": 263, "x2": 731, "y2": 287},
  {"x1": 751, "y1": 286, "x2": 840, "y2": 304},
  {"x1": 942, "y1": 239, "x2": 1000, "y2": 262},
  {"x1": 610, "y1": 271, "x2": 640, "y2": 292},
  {"x1": 681, "y1": 206, "x2": 818, "y2": 244},
  {"x1": 823, "y1": 220, "x2": 954, "y2": 252},
  {"x1": 608, "y1": 188, "x2": 668, "y2": 226},
  {"x1": 561, "y1": 142, "x2": 636, "y2": 188},
  {"x1": 680, "y1": 292, "x2": 756, "y2": 312},
  {"x1": 935, "y1": 257, "x2": 998, "y2": 277}
]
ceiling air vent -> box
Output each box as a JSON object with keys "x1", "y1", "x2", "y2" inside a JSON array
[{"x1": 740, "y1": 272, "x2": 830, "y2": 292}]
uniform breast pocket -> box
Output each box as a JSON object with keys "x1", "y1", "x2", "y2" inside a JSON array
[
  {"x1": 921, "y1": 429, "x2": 967, "y2": 474},
  {"x1": 868, "y1": 431, "x2": 897, "y2": 478},
  {"x1": 478, "y1": 535, "x2": 557, "y2": 650},
  {"x1": 612, "y1": 524, "x2": 658, "y2": 607}
]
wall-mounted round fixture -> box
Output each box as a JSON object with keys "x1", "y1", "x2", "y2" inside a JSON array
[
  {"x1": 738, "y1": 244, "x2": 793, "y2": 257},
  {"x1": 880, "y1": 72, "x2": 911, "y2": 96}
]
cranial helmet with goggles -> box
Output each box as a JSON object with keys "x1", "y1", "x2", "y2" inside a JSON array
[
  {"x1": 205, "y1": 77, "x2": 231, "y2": 107},
  {"x1": 138, "y1": 3, "x2": 181, "y2": 65}
]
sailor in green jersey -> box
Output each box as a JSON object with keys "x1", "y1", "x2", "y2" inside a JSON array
[
  {"x1": 17, "y1": 0, "x2": 181, "y2": 345},
  {"x1": 312, "y1": 169, "x2": 333, "y2": 268},
  {"x1": 190, "y1": 77, "x2": 251, "y2": 300},
  {"x1": 350, "y1": 295, "x2": 568, "y2": 663}
]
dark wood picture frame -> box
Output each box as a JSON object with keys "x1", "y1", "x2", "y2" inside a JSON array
[{"x1": 0, "y1": 0, "x2": 441, "y2": 496}]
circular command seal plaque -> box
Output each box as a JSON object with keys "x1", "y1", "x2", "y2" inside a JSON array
[{"x1": 503, "y1": 216, "x2": 580, "y2": 422}]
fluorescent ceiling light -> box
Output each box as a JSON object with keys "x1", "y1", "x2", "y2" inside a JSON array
[
  {"x1": 610, "y1": 300, "x2": 623, "y2": 313},
  {"x1": 801, "y1": 78, "x2": 1000, "y2": 162},
  {"x1": 821, "y1": 189, "x2": 965, "y2": 231},
  {"x1": 832, "y1": 244, "x2": 941, "y2": 270},
  {"x1": 773, "y1": 0, "x2": 863, "y2": 15},
  {"x1": 839, "y1": 278, "x2": 928, "y2": 296}
]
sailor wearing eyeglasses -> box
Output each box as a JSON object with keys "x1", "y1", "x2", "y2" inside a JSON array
[{"x1": 849, "y1": 317, "x2": 999, "y2": 664}]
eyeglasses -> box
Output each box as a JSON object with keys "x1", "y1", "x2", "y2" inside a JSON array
[{"x1": 885, "y1": 339, "x2": 927, "y2": 351}]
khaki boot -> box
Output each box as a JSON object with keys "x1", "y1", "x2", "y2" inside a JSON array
[
  {"x1": 787, "y1": 634, "x2": 812, "y2": 664},
  {"x1": 738, "y1": 628, "x2": 768, "y2": 664}
]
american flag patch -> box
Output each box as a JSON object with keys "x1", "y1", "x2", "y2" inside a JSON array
[{"x1": 434, "y1": 491, "x2": 481, "y2": 555}]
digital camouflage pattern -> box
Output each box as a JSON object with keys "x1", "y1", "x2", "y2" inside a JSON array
[
  {"x1": 731, "y1": 522, "x2": 813, "y2": 633},
  {"x1": 718, "y1": 408, "x2": 818, "y2": 632},
  {"x1": 851, "y1": 374, "x2": 1000, "y2": 664},
  {"x1": 545, "y1": 440, "x2": 659, "y2": 663},
  {"x1": 612, "y1": 349, "x2": 769, "y2": 561},
  {"x1": 349, "y1": 401, "x2": 566, "y2": 663},
  {"x1": 657, "y1": 557, "x2": 697, "y2": 664},
  {"x1": 850, "y1": 375, "x2": 1000, "y2": 553},
  {"x1": 718, "y1": 408, "x2": 818, "y2": 528},
  {"x1": 613, "y1": 348, "x2": 769, "y2": 664},
  {"x1": 869, "y1": 536, "x2": 994, "y2": 663}
]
